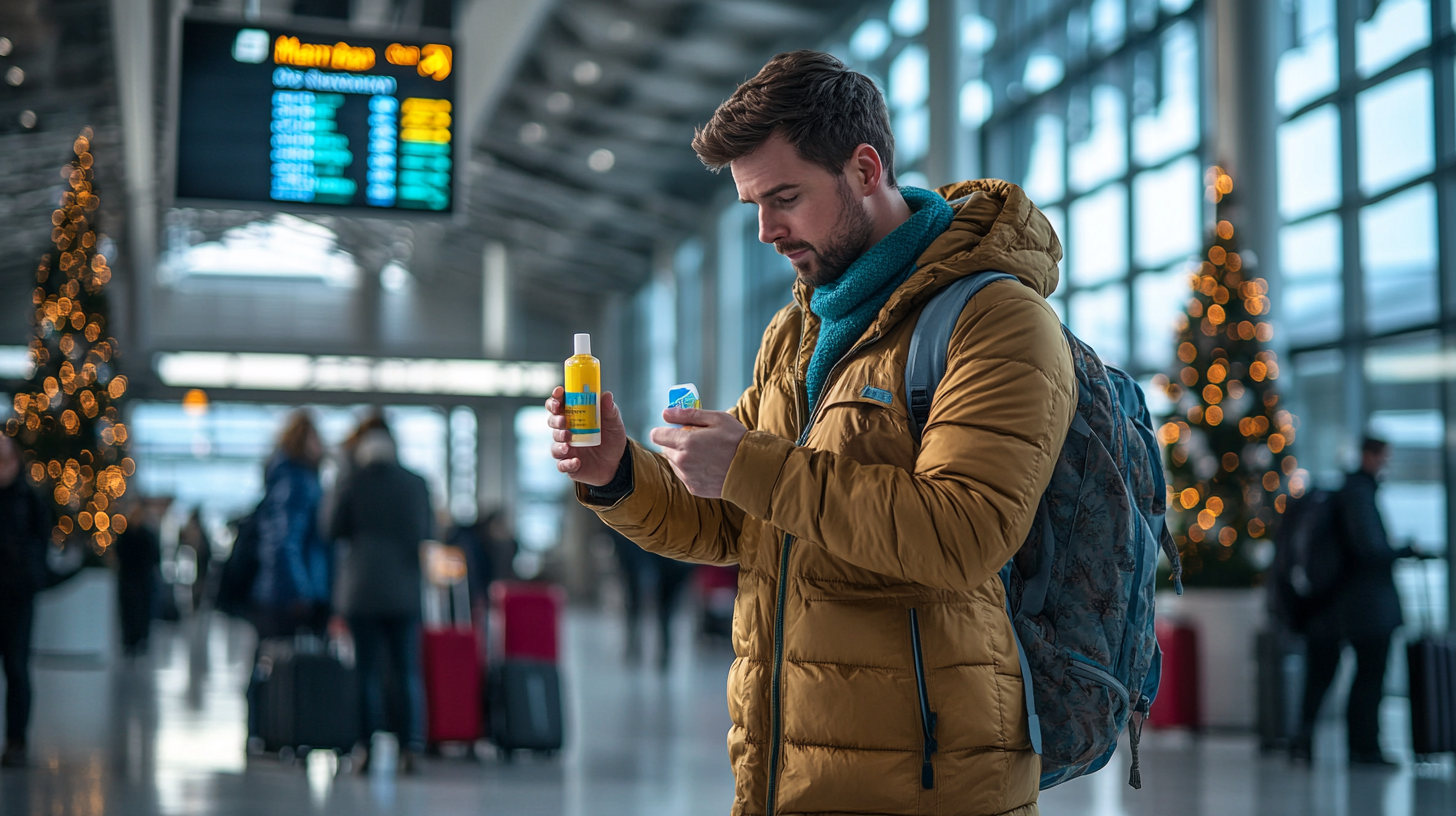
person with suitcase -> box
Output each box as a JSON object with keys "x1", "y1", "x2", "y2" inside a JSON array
[
  {"x1": 1292, "y1": 437, "x2": 1422, "y2": 765},
  {"x1": 327, "y1": 421, "x2": 432, "y2": 773},
  {"x1": 247, "y1": 410, "x2": 334, "y2": 749}
]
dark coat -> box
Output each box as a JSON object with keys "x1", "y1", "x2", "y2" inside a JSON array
[
  {"x1": 0, "y1": 478, "x2": 50, "y2": 597},
  {"x1": 1321, "y1": 470, "x2": 1405, "y2": 641},
  {"x1": 329, "y1": 460, "x2": 432, "y2": 618}
]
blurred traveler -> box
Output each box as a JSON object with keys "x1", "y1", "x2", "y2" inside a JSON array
[
  {"x1": 247, "y1": 411, "x2": 332, "y2": 742},
  {"x1": 179, "y1": 508, "x2": 213, "y2": 612},
  {"x1": 1293, "y1": 437, "x2": 1417, "y2": 766},
  {"x1": 549, "y1": 51, "x2": 1071, "y2": 815},
  {"x1": 328, "y1": 424, "x2": 432, "y2": 772},
  {"x1": 115, "y1": 497, "x2": 162, "y2": 656},
  {"x1": 609, "y1": 527, "x2": 692, "y2": 669},
  {"x1": 250, "y1": 410, "x2": 332, "y2": 634},
  {"x1": 449, "y1": 509, "x2": 519, "y2": 604},
  {"x1": 0, "y1": 434, "x2": 50, "y2": 768}
]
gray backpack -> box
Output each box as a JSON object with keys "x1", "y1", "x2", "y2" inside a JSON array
[{"x1": 906, "y1": 270, "x2": 1183, "y2": 790}]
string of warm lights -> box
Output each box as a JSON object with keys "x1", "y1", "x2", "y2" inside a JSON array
[
  {"x1": 4, "y1": 130, "x2": 133, "y2": 555},
  {"x1": 1151, "y1": 166, "x2": 1307, "y2": 585}
]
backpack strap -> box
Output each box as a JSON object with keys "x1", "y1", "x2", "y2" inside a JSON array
[
  {"x1": 909, "y1": 269, "x2": 1037, "y2": 753},
  {"x1": 1000, "y1": 563, "x2": 1043, "y2": 755},
  {"x1": 904, "y1": 271, "x2": 1018, "y2": 445}
]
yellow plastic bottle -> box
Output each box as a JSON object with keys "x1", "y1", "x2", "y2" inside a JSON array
[{"x1": 564, "y1": 333, "x2": 601, "y2": 447}]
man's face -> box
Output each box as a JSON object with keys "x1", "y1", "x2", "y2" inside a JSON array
[
  {"x1": 731, "y1": 133, "x2": 874, "y2": 288},
  {"x1": 1363, "y1": 447, "x2": 1392, "y2": 477}
]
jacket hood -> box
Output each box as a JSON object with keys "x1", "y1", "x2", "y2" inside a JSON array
[
  {"x1": 920, "y1": 179, "x2": 1062, "y2": 298},
  {"x1": 792, "y1": 180, "x2": 1063, "y2": 339}
]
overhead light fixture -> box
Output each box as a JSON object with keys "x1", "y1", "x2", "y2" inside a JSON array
[
  {"x1": 154, "y1": 352, "x2": 559, "y2": 398},
  {"x1": 572, "y1": 60, "x2": 602, "y2": 85},
  {"x1": 587, "y1": 148, "x2": 615, "y2": 172},
  {"x1": 0, "y1": 38, "x2": 12, "y2": 57},
  {"x1": 519, "y1": 121, "x2": 548, "y2": 145},
  {"x1": 545, "y1": 91, "x2": 573, "y2": 115},
  {"x1": 5, "y1": 67, "x2": 24, "y2": 87}
]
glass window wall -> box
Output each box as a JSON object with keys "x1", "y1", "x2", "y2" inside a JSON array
[
  {"x1": 1276, "y1": 0, "x2": 1452, "y2": 624},
  {"x1": 966, "y1": 0, "x2": 1205, "y2": 379}
]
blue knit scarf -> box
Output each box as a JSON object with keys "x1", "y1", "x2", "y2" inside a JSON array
[{"x1": 806, "y1": 186, "x2": 954, "y2": 415}]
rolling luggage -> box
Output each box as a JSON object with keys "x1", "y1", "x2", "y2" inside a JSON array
[
  {"x1": 1255, "y1": 629, "x2": 1305, "y2": 751},
  {"x1": 488, "y1": 581, "x2": 565, "y2": 754},
  {"x1": 489, "y1": 661, "x2": 564, "y2": 752},
  {"x1": 257, "y1": 636, "x2": 360, "y2": 754},
  {"x1": 1408, "y1": 560, "x2": 1456, "y2": 756},
  {"x1": 1148, "y1": 619, "x2": 1200, "y2": 729},
  {"x1": 422, "y1": 543, "x2": 482, "y2": 746}
]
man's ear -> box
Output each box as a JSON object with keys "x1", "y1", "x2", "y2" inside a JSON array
[{"x1": 845, "y1": 144, "x2": 884, "y2": 196}]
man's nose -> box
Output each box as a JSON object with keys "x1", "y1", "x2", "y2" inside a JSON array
[{"x1": 758, "y1": 210, "x2": 787, "y2": 245}]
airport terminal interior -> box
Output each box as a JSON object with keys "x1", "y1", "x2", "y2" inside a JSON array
[{"x1": 2, "y1": 0, "x2": 1456, "y2": 813}]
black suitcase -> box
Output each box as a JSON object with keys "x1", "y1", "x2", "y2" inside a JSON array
[
  {"x1": 1408, "y1": 634, "x2": 1456, "y2": 755},
  {"x1": 1255, "y1": 629, "x2": 1305, "y2": 751},
  {"x1": 1406, "y1": 558, "x2": 1456, "y2": 756},
  {"x1": 258, "y1": 639, "x2": 360, "y2": 754},
  {"x1": 489, "y1": 661, "x2": 563, "y2": 753}
]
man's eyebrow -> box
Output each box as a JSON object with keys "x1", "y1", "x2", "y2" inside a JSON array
[{"x1": 739, "y1": 183, "x2": 799, "y2": 204}]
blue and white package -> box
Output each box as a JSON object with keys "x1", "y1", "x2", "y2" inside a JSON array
[{"x1": 667, "y1": 383, "x2": 701, "y2": 426}]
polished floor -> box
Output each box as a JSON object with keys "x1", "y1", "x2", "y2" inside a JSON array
[{"x1": 1, "y1": 608, "x2": 1454, "y2": 816}]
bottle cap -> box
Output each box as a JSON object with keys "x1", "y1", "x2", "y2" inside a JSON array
[{"x1": 574, "y1": 333, "x2": 591, "y2": 356}]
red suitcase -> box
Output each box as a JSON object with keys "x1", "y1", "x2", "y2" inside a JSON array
[
  {"x1": 1149, "y1": 619, "x2": 1201, "y2": 729},
  {"x1": 421, "y1": 544, "x2": 482, "y2": 745},
  {"x1": 423, "y1": 628, "x2": 481, "y2": 744},
  {"x1": 491, "y1": 581, "x2": 565, "y2": 663}
]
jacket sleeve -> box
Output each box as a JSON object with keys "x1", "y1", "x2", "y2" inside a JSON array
[
  {"x1": 576, "y1": 308, "x2": 792, "y2": 564},
  {"x1": 721, "y1": 294, "x2": 1076, "y2": 592}
]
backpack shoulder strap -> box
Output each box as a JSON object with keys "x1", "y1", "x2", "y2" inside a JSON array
[{"x1": 905, "y1": 270, "x2": 1019, "y2": 445}]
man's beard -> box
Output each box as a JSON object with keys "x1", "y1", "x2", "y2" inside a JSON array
[{"x1": 775, "y1": 177, "x2": 874, "y2": 288}]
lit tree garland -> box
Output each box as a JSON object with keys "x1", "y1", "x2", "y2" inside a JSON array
[
  {"x1": 1151, "y1": 166, "x2": 1308, "y2": 587},
  {"x1": 4, "y1": 130, "x2": 133, "y2": 554}
]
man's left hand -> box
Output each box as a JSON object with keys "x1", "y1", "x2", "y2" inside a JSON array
[{"x1": 649, "y1": 409, "x2": 749, "y2": 499}]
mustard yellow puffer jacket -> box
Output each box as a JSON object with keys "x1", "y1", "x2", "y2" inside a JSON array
[{"x1": 581, "y1": 180, "x2": 1077, "y2": 816}]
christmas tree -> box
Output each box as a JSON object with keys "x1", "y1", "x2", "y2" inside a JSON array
[
  {"x1": 4, "y1": 130, "x2": 133, "y2": 555},
  {"x1": 1151, "y1": 166, "x2": 1307, "y2": 587}
]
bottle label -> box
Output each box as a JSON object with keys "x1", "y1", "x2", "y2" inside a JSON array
[{"x1": 565, "y1": 385, "x2": 599, "y2": 434}]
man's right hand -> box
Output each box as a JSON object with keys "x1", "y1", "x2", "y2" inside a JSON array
[{"x1": 546, "y1": 386, "x2": 628, "y2": 486}]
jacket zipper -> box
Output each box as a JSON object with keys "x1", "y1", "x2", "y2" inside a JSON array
[
  {"x1": 764, "y1": 321, "x2": 878, "y2": 816},
  {"x1": 908, "y1": 608, "x2": 938, "y2": 789}
]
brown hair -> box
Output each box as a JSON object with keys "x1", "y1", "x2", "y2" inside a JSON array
[
  {"x1": 692, "y1": 50, "x2": 896, "y2": 186},
  {"x1": 277, "y1": 409, "x2": 322, "y2": 469}
]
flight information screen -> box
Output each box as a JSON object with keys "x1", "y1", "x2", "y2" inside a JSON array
[{"x1": 175, "y1": 18, "x2": 456, "y2": 213}]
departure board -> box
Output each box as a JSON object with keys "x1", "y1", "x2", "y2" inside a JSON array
[{"x1": 175, "y1": 18, "x2": 456, "y2": 213}]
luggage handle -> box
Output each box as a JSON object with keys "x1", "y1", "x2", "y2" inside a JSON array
[{"x1": 1414, "y1": 554, "x2": 1439, "y2": 638}]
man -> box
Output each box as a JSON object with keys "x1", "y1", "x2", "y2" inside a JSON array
[
  {"x1": 0, "y1": 434, "x2": 51, "y2": 768},
  {"x1": 1294, "y1": 437, "x2": 1414, "y2": 766},
  {"x1": 547, "y1": 51, "x2": 1073, "y2": 815},
  {"x1": 328, "y1": 424, "x2": 432, "y2": 773}
]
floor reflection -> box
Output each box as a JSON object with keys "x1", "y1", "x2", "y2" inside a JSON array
[{"x1": 2, "y1": 609, "x2": 1455, "y2": 815}]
